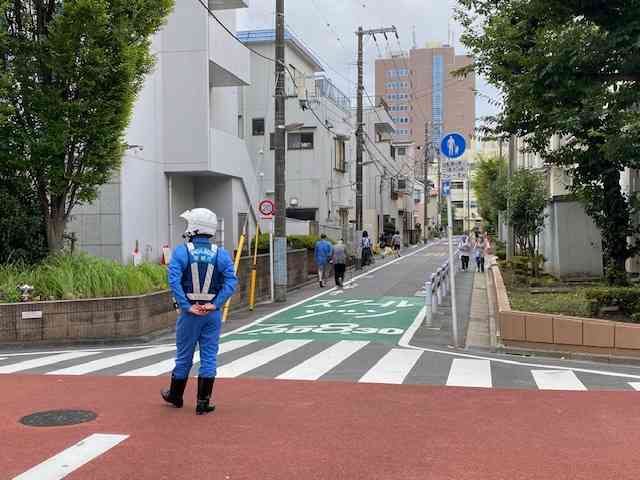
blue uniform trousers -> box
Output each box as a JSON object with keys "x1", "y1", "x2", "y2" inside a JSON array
[{"x1": 173, "y1": 309, "x2": 222, "y2": 379}]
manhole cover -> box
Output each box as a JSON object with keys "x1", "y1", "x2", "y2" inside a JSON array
[{"x1": 19, "y1": 409, "x2": 97, "y2": 427}]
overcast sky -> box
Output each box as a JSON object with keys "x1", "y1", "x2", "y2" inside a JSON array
[{"x1": 237, "y1": 0, "x2": 500, "y2": 121}]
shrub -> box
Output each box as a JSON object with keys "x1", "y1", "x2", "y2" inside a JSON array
[
  {"x1": 288, "y1": 235, "x2": 332, "y2": 250},
  {"x1": 0, "y1": 253, "x2": 168, "y2": 303},
  {"x1": 250, "y1": 233, "x2": 271, "y2": 254},
  {"x1": 584, "y1": 287, "x2": 640, "y2": 320}
]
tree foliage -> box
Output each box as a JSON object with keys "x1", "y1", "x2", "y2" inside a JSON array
[
  {"x1": 0, "y1": 0, "x2": 173, "y2": 254},
  {"x1": 457, "y1": 0, "x2": 640, "y2": 284},
  {"x1": 507, "y1": 169, "x2": 546, "y2": 258},
  {"x1": 471, "y1": 154, "x2": 508, "y2": 233}
]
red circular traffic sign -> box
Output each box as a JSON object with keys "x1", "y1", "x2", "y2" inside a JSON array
[{"x1": 259, "y1": 199, "x2": 275, "y2": 217}]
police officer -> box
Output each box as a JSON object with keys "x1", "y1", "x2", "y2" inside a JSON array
[{"x1": 162, "y1": 208, "x2": 238, "y2": 415}]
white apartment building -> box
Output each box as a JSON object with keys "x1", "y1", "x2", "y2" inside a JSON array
[
  {"x1": 68, "y1": 0, "x2": 259, "y2": 262},
  {"x1": 238, "y1": 29, "x2": 355, "y2": 239}
]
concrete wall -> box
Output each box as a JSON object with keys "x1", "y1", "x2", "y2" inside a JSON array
[{"x1": 541, "y1": 198, "x2": 603, "y2": 279}]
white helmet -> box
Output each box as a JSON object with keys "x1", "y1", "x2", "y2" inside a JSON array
[{"x1": 180, "y1": 208, "x2": 218, "y2": 238}]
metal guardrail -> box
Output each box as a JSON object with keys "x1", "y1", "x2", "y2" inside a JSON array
[{"x1": 423, "y1": 255, "x2": 459, "y2": 326}]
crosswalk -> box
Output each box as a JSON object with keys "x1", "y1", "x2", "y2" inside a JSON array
[{"x1": 0, "y1": 340, "x2": 638, "y2": 391}]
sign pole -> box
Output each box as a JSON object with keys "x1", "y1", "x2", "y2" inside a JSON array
[{"x1": 447, "y1": 193, "x2": 459, "y2": 347}]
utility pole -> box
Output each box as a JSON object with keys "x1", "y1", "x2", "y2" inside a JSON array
[
  {"x1": 356, "y1": 25, "x2": 398, "y2": 232},
  {"x1": 466, "y1": 163, "x2": 470, "y2": 233},
  {"x1": 273, "y1": 0, "x2": 287, "y2": 302},
  {"x1": 423, "y1": 122, "x2": 430, "y2": 242}
]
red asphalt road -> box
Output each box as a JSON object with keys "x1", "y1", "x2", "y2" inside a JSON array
[{"x1": 2, "y1": 376, "x2": 640, "y2": 480}]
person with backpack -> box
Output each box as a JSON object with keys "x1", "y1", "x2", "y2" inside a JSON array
[
  {"x1": 361, "y1": 231, "x2": 373, "y2": 266},
  {"x1": 392, "y1": 231, "x2": 402, "y2": 257}
]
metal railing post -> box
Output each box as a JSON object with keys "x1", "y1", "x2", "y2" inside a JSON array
[{"x1": 424, "y1": 281, "x2": 433, "y2": 326}]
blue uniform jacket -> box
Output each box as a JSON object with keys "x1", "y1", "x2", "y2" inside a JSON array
[
  {"x1": 168, "y1": 236, "x2": 238, "y2": 313},
  {"x1": 314, "y1": 239, "x2": 333, "y2": 266}
]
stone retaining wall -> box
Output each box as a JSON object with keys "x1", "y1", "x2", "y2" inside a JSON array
[
  {"x1": 0, "y1": 249, "x2": 310, "y2": 345},
  {"x1": 491, "y1": 263, "x2": 640, "y2": 356}
]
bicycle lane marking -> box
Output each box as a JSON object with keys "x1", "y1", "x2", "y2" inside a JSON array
[
  {"x1": 222, "y1": 297, "x2": 423, "y2": 344},
  {"x1": 219, "y1": 243, "x2": 434, "y2": 341}
]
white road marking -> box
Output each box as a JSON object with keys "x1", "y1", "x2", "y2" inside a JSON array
[
  {"x1": 446, "y1": 359, "x2": 493, "y2": 388},
  {"x1": 47, "y1": 346, "x2": 175, "y2": 375},
  {"x1": 277, "y1": 341, "x2": 369, "y2": 380},
  {"x1": 359, "y1": 348, "x2": 422, "y2": 384},
  {"x1": 0, "y1": 351, "x2": 100, "y2": 374},
  {"x1": 629, "y1": 382, "x2": 640, "y2": 391},
  {"x1": 217, "y1": 340, "x2": 311, "y2": 378},
  {"x1": 12, "y1": 433, "x2": 129, "y2": 480},
  {"x1": 118, "y1": 340, "x2": 256, "y2": 377},
  {"x1": 531, "y1": 370, "x2": 587, "y2": 391}
]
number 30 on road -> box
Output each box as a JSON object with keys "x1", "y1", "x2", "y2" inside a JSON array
[{"x1": 242, "y1": 323, "x2": 404, "y2": 335}]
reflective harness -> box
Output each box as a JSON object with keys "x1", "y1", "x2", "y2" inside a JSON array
[{"x1": 185, "y1": 242, "x2": 219, "y2": 302}]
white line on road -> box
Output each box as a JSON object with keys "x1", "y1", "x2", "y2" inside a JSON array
[
  {"x1": 0, "y1": 351, "x2": 100, "y2": 374},
  {"x1": 358, "y1": 348, "x2": 422, "y2": 384},
  {"x1": 47, "y1": 346, "x2": 175, "y2": 375},
  {"x1": 446, "y1": 359, "x2": 493, "y2": 388},
  {"x1": 531, "y1": 370, "x2": 587, "y2": 391},
  {"x1": 277, "y1": 341, "x2": 369, "y2": 381},
  {"x1": 217, "y1": 340, "x2": 311, "y2": 378},
  {"x1": 118, "y1": 340, "x2": 257, "y2": 377},
  {"x1": 629, "y1": 382, "x2": 640, "y2": 391},
  {"x1": 12, "y1": 433, "x2": 129, "y2": 480}
]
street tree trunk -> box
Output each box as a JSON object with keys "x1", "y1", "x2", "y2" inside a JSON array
[{"x1": 45, "y1": 201, "x2": 67, "y2": 255}]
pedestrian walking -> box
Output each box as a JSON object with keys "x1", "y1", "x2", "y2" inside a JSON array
[
  {"x1": 361, "y1": 231, "x2": 373, "y2": 266},
  {"x1": 458, "y1": 233, "x2": 473, "y2": 271},
  {"x1": 474, "y1": 234, "x2": 487, "y2": 273},
  {"x1": 392, "y1": 231, "x2": 402, "y2": 257},
  {"x1": 314, "y1": 234, "x2": 333, "y2": 288},
  {"x1": 331, "y1": 239, "x2": 347, "y2": 287},
  {"x1": 162, "y1": 208, "x2": 238, "y2": 415}
]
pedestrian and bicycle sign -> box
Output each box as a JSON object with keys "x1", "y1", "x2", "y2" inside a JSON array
[{"x1": 440, "y1": 132, "x2": 466, "y2": 159}]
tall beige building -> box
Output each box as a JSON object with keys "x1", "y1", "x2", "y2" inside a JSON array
[
  {"x1": 375, "y1": 44, "x2": 475, "y2": 148},
  {"x1": 375, "y1": 44, "x2": 477, "y2": 232}
]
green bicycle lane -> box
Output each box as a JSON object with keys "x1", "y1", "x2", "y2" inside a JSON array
[{"x1": 223, "y1": 296, "x2": 424, "y2": 345}]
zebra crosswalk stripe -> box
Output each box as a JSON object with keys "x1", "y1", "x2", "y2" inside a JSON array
[
  {"x1": 277, "y1": 341, "x2": 369, "y2": 381},
  {"x1": 119, "y1": 340, "x2": 257, "y2": 377},
  {"x1": 358, "y1": 348, "x2": 422, "y2": 384},
  {"x1": 47, "y1": 346, "x2": 176, "y2": 376},
  {"x1": 446, "y1": 359, "x2": 492, "y2": 388},
  {"x1": 531, "y1": 370, "x2": 587, "y2": 391},
  {"x1": 0, "y1": 351, "x2": 100, "y2": 374},
  {"x1": 217, "y1": 340, "x2": 311, "y2": 378}
]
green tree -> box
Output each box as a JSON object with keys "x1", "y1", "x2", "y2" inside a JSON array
[
  {"x1": 0, "y1": 0, "x2": 173, "y2": 254},
  {"x1": 507, "y1": 170, "x2": 546, "y2": 258},
  {"x1": 457, "y1": 0, "x2": 640, "y2": 284},
  {"x1": 471, "y1": 154, "x2": 508, "y2": 234}
]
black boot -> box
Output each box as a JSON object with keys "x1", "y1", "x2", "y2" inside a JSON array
[
  {"x1": 161, "y1": 375, "x2": 188, "y2": 408},
  {"x1": 196, "y1": 377, "x2": 216, "y2": 415}
]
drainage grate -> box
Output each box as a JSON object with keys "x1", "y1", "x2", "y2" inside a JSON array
[{"x1": 19, "y1": 409, "x2": 97, "y2": 427}]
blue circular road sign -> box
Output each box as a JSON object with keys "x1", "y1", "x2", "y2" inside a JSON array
[{"x1": 440, "y1": 133, "x2": 467, "y2": 159}]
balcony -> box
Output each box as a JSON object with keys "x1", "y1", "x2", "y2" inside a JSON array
[
  {"x1": 208, "y1": 16, "x2": 250, "y2": 86},
  {"x1": 208, "y1": 0, "x2": 248, "y2": 10}
]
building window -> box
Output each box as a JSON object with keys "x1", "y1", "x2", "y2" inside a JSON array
[
  {"x1": 237, "y1": 115, "x2": 244, "y2": 139},
  {"x1": 452, "y1": 181, "x2": 464, "y2": 190},
  {"x1": 335, "y1": 137, "x2": 346, "y2": 172},
  {"x1": 288, "y1": 131, "x2": 314, "y2": 150},
  {"x1": 397, "y1": 147, "x2": 406, "y2": 156},
  {"x1": 252, "y1": 118, "x2": 265, "y2": 136},
  {"x1": 452, "y1": 201, "x2": 465, "y2": 209},
  {"x1": 269, "y1": 132, "x2": 276, "y2": 150}
]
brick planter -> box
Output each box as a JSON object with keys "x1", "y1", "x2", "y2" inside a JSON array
[{"x1": 490, "y1": 262, "x2": 640, "y2": 357}]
